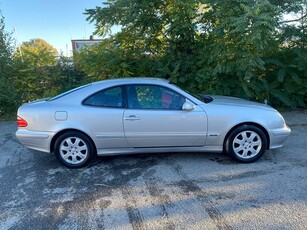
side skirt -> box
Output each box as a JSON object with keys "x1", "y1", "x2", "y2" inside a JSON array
[{"x1": 96, "y1": 146, "x2": 223, "y2": 156}]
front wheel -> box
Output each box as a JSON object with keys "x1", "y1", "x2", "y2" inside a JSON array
[
  {"x1": 225, "y1": 125, "x2": 268, "y2": 163},
  {"x1": 54, "y1": 131, "x2": 95, "y2": 168}
]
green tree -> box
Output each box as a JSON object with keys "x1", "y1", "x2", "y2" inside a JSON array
[
  {"x1": 74, "y1": 35, "x2": 154, "y2": 81},
  {"x1": 14, "y1": 38, "x2": 59, "y2": 101},
  {"x1": 51, "y1": 54, "x2": 88, "y2": 94},
  {"x1": 15, "y1": 38, "x2": 58, "y2": 66},
  {"x1": 83, "y1": 0, "x2": 206, "y2": 85},
  {"x1": 81, "y1": 0, "x2": 306, "y2": 108},
  {"x1": 0, "y1": 10, "x2": 18, "y2": 115},
  {"x1": 260, "y1": 0, "x2": 307, "y2": 108}
]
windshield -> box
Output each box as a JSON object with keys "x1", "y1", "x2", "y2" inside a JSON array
[
  {"x1": 48, "y1": 84, "x2": 91, "y2": 101},
  {"x1": 169, "y1": 82, "x2": 213, "y2": 104}
]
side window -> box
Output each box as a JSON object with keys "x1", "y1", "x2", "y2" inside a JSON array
[
  {"x1": 83, "y1": 86, "x2": 123, "y2": 108},
  {"x1": 127, "y1": 85, "x2": 186, "y2": 110}
]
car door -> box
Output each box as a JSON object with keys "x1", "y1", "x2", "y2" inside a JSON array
[
  {"x1": 82, "y1": 85, "x2": 129, "y2": 149},
  {"x1": 123, "y1": 84, "x2": 207, "y2": 148}
]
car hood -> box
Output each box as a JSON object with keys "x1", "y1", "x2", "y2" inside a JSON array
[{"x1": 206, "y1": 95, "x2": 276, "y2": 111}]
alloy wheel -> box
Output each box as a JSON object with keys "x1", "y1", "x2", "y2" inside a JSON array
[
  {"x1": 59, "y1": 137, "x2": 89, "y2": 165},
  {"x1": 232, "y1": 130, "x2": 262, "y2": 159}
]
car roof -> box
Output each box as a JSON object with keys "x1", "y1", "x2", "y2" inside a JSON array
[
  {"x1": 49, "y1": 77, "x2": 203, "y2": 105},
  {"x1": 49, "y1": 78, "x2": 173, "y2": 102},
  {"x1": 91, "y1": 77, "x2": 170, "y2": 87}
]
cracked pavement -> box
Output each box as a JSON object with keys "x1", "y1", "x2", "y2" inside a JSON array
[{"x1": 0, "y1": 112, "x2": 306, "y2": 229}]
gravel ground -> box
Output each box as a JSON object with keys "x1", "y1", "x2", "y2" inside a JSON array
[{"x1": 0, "y1": 112, "x2": 306, "y2": 230}]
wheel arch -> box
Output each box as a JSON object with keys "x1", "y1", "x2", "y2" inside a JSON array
[
  {"x1": 223, "y1": 122, "x2": 270, "y2": 152},
  {"x1": 50, "y1": 129, "x2": 97, "y2": 155}
]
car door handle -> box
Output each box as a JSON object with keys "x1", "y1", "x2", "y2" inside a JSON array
[{"x1": 124, "y1": 115, "x2": 140, "y2": 120}]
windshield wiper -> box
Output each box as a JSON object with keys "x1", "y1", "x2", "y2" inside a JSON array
[{"x1": 199, "y1": 94, "x2": 213, "y2": 103}]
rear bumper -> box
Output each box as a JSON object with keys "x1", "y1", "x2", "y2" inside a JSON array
[
  {"x1": 16, "y1": 130, "x2": 54, "y2": 153},
  {"x1": 268, "y1": 125, "x2": 291, "y2": 149}
]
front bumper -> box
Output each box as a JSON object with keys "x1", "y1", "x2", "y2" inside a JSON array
[
  {"x1": 16, "y1": 130, "x2": 55, "y2": 153},
  {"x1": 269, "y1": 125, "x2": 291, "y2": 149}
]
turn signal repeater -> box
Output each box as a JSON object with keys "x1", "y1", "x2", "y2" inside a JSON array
[{"x1": 17, "y1": 116, "x2": 28, "y2": 127}]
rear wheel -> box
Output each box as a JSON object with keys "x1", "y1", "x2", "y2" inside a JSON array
[
  {"x1": 54, "y1": 131, "x2": 95, "y2": 168},
  {"x1": 225, "y1": 125, "x2": 267, "y2": 163}
]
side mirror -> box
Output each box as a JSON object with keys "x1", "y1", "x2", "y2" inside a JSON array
[{"x1": 182, "y1": 102, "x2": 195, "y2": 111}]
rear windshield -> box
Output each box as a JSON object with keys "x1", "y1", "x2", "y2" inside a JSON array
[{"x1": 48, "y1": 84, "x2": 91, "y2": 101}]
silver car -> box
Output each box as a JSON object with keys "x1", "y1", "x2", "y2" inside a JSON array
[{"x1": 16, "y1": 78, "x2": 291, "y2": 168}]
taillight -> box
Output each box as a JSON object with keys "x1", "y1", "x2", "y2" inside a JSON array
[{"x1": 17, "y1": 116, "x2": 28, "y2": 127}]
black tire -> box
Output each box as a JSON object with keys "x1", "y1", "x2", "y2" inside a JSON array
[
  {"x1": 225, "y1": 125, "x2": 267, "y2": 163},
  {"x1": 54, "y1": 131, "x2": 95, "y2": 168}
]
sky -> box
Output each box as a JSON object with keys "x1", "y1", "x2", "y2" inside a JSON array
[{"x1": 0, "y1": 0, "x2": 105, "y2": 56}]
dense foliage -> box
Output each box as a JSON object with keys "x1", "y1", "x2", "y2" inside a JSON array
[
  {"x1": 0, "y1": 11, "x2": 18, "y2": 114},
  {"x1": 77, "y1": 0, "x2": 306, "y2": 108},
  {"x1": 0, "y1": 1, "x2": 306, "y2": 118},
  {"x1": 14, "y1": 39, "x2": 86, "y2": 102},
  {"x1": 0, "y1": 11, "x2": 87, "y2": 116}
]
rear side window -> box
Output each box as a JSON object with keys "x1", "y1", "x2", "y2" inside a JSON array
[
  {"x1": 48, "y1": 84, "x2": 91, "y2": 101},
  {"x1": 83, "y1": 86, "x2": 123, "y2": 108}
]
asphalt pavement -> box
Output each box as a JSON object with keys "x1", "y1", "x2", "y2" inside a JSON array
[{"x1": 0, "y1": 112, "x2": 306, "y2": 230}]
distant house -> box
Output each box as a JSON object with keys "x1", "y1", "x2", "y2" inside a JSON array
[{"x1": 71, "y1": 35, "x2": 102, "y2": 52}]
